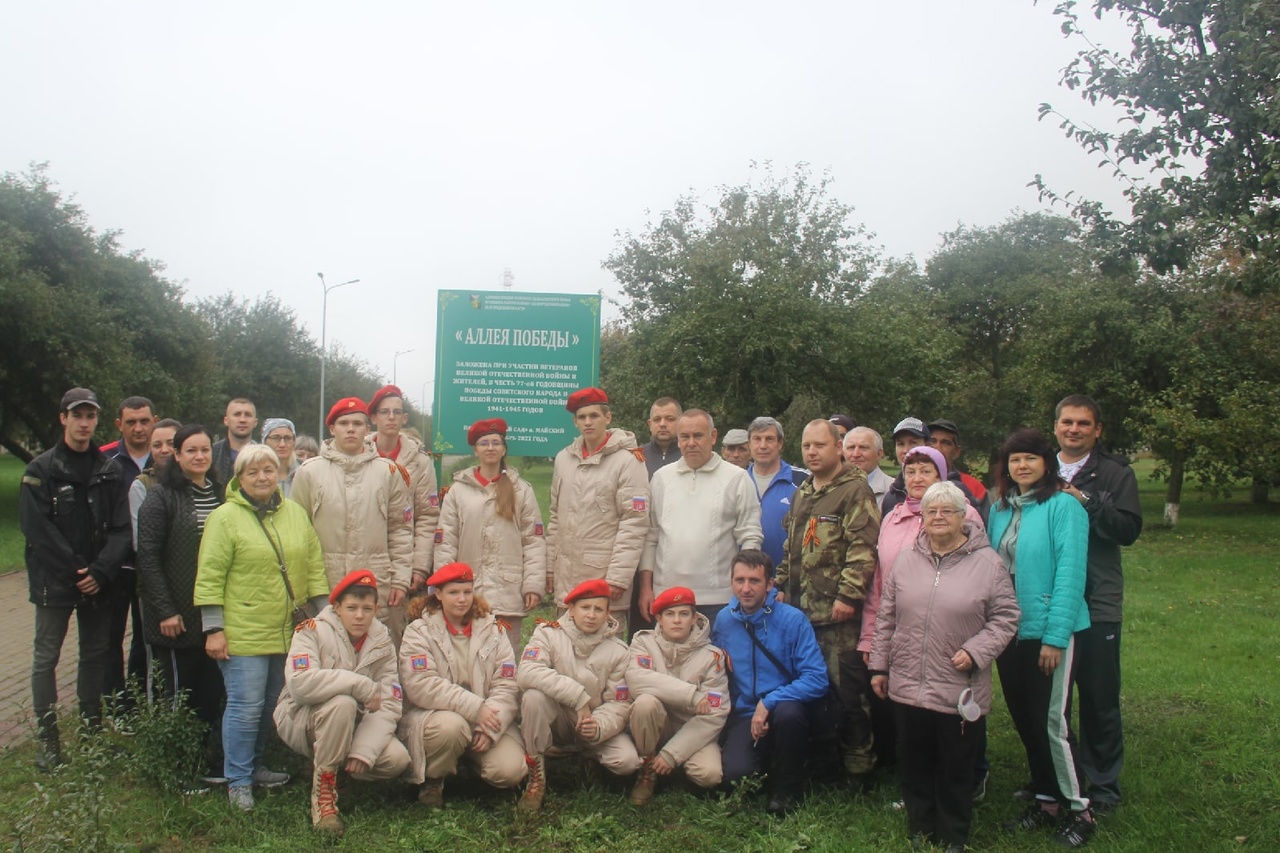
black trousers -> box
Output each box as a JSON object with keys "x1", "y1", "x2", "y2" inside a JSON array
[
  {"x1": 997, "y1": 637, "x2": 1089, "y2": 811},
  {"x1": 721, "y1": 700, "x2": 813, "y2": 794},
  {"x1": 105, "y1": 570, "x2": 148, "y2": 704},
  {"x1": 1072, "y1": 621, "x2": 1124, "y2": 806},
  {"x1": 896, "y1": 703, "x2": 982, "y2": 848}
]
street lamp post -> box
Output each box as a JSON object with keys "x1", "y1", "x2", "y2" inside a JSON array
[
  {"x1": 393, "y1": 348, "x2": 415, "y2": 385},
  {"x1": 420, "y1": 379, "x2": 434, "y2": 439},
  {"x1": 318, "y1": 272, "x2": 361, "y2": 436}
]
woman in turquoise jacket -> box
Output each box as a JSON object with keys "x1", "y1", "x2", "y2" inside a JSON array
[
  {"x1": 987, "y1": 429, "x2": 1096, "y2": 848},
  {"x1": 194, "y1": 445, "x2": 329, "y2": 812}
]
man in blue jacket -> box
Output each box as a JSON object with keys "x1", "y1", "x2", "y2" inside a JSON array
[
  {"x1": 745, "y1": 417, "x2": 807, "y2": 567},
  {"x1": 712, "y1": 549, "x2": 829, "y2": 816}
]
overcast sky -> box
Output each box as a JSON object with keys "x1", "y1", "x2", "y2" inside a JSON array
[{"x1": 3, "y1": 1, "x2": 1132, "y2": 406}]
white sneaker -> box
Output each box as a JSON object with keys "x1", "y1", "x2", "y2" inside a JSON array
[
  {"x1": 251, "y1": 767, "x2": 290, "y2": 787},
  {"x1": 228, "y1": 786, "x2": 255, "y2": 811}
]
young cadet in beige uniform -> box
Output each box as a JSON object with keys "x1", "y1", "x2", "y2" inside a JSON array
[
  {"x1": 398, "y1": 562, "x2": 526, "y2": 808},
  {"x1": 546, "y1": 387, "x2": 649, "y2": 633},
  {"x1": 434, "y1": 418, "x2": 545, "y2": 652},
  {"x1": 368, "y1": 385, "x2": 441, "y2": 589},
  {"x1": 290, "y1": 397, "x2": 415, "y2": 638},
  {"x1": 517, "y1": 578, "x2": 639, "y2": 812},
  {"x1": 625, "y1": 586, "x2": 731, "y2": 806},
  {"x1": 273, "y1": 570, "x2": 410, "y2": 837}
]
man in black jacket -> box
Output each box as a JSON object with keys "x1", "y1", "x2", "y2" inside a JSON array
[
  {"x1": 19, "y1": 388, "x2": 132, "y2": 770},
  {"x1": 1054, "y1": 394, "x2": 1143, "y2": 817}
]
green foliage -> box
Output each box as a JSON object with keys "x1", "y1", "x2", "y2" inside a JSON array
[
  {"x1": 126, "y1": 679, "x2": 209, "y2": 795},
  {"x1": 0, "y1": 166, "x2": 402, "y2": 457},
  {"x1": 1037, "y1": 0, "x2": 1280, "y2": 291},
  {"x1": 11, "y1": 722, "x2": 128, "y2": 852},
  {"x1": 603, "y1": 163, "x2": 879, "y2": 454}
]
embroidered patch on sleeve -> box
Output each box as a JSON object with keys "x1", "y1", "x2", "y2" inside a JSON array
[
  {"x1": 433, "y1": 528, "x2": 444, "y2": 544},
  {"x1": 615, "y1": 683, "x2": 631, "y2": 702},
  {"x1": 404, "y1": 505, "x2": 414, "y2": 523},
  {"x1": 533, "y1": 522, "x2": 544, "y2": 536},
  {"x1": 636, "y1": 655, "x2": 652, "y2": 669},
  {"x1": 291, "y1": 655, "x2": 310, "y2": 671},
  {"x1": 411, "y1": 655, "x2": 429, "y2": 671},
  {"x1": 522, "y1": 648, "x2": 540, "y2": 660},
  {"x1": 428, "y1": 492, "x2": 440, "y2": 508},
  {"x1": 632, "y1": 496, "x2": 647, "y2": 513},
  {"x1": 391, "y1": 683, "x2": 403, "y2": 700},
  {"x1": 501, "y1": 660, "x2": 516, "y2": 678}
]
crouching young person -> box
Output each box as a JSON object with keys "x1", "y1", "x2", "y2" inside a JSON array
[
  {"x1": 516, "y1": 578, "x2": 639, "y2": 812},
  {"x1": 398, "y1": 562, "x2": 526, "y2": 809},
  {"x1": 273, "y1": 570, "x2": 411, "y2": 837},
  {"x1": 625, "y1": 586, "x2": 730, "y2": 806}
]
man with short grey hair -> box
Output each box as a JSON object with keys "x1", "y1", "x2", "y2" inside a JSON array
[
  {"x1": 746, "y1": 417, "x2": 807, "y2": 568},
  {"x1": 843, "y1": 427, "x2": 893, "y2": 511},
  {"x1": 638, "y1": 409, "x2": 762, "y2": 621}
]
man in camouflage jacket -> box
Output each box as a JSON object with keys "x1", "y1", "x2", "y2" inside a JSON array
[{"x1": 777, "y1": 420, "x2": 881, "y2": 784}]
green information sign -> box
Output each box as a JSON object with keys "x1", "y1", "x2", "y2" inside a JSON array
[{"x1": 433, "y1": 290, "x2": 601, "y2": 457}]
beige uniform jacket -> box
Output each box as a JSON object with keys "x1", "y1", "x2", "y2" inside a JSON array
[
  {"x1": 516, "y1": 616, "x2": 632, "y2": 743},
  {"x1": 547, "y1": 428, "x2": 649, "y2": 610},
  {"x1": 397, "y1": 610, "x2": 519, "y2": 784},
  {"x1": 435, "y1": 466, "x2": 546, "y2": 616},
  {"x1": 290, "y1": 440, "x2": 415, "y2": 600},
  {"x1": 382, "y1": 433, "x2": 440, "y2": 576},
  {"x1": 625, "y1": 613, "x2": 730, "y2": 767},
  {"x1": 273, "y1": 607, "x2": 403, "y2": 768}
]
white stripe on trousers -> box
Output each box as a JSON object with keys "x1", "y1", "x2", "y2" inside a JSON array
[{"x1": 1047, "y1": 635, "x2": 1089, "y2": 812}]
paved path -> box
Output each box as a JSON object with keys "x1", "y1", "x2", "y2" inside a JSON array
[{"x1": 0, "y1": 570, "x2": 105, "y2": 749}]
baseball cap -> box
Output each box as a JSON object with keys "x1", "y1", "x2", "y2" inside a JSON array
[
  {"x1": 60, "y1": 388, "x2": 101, "y2": 412},
  {"x1": 892, "y1": 417, "x2": 929, "y2": 439}
]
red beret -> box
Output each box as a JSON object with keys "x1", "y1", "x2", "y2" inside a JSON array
[
  {"x1": 368, "y1": 384, "x2": 404, "y2": 416},
  {"x1": 428, "y1": 562, "x2": 474, "y2": 588},
  {"x1": 467, "y1": 418, "x2": 508, "y2": 446},
  {"x1": 651, "y1": 586, "x2": 697, "y2": 617},
  {"x1": 564, "y1": 578, "x2": 612, "y2": 604},
  {"x1": 565, "y1": 387, "x2": 609, "y2": 413},
  {"x1": 330, "y1": 569, "x2": 377, "y2": 604},
  {"x1": 326, "y1": 396, "x2": 369, "y2": 426}
]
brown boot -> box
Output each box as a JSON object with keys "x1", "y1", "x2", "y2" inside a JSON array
[
  {"x1": 311, "y1": 768, "x2": 345, "y2": 836},
  {"x1": 629, "y1": 756, "x2": 657, "y2": 806},
  {"x1": 517, "y1": 754, "x2": 546, "y2": 813},
  {"x1": 418, "y1": 777, "x2": 444, "y2": 809}
]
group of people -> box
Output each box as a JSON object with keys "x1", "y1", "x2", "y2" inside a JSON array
[{"x1": 20, "y1": 382, "x2": 1142, "y2": 850}]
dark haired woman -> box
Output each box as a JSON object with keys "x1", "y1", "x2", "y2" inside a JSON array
[
  {"x1": 435, "y1": 418, "x2": 546, "y2": 652},
  {"x1": 136, "y1": 424, "x2": 226, "y2": 785},
  {"x1": 988, "y1": 428, "x2": 1095, "y2": 847}
]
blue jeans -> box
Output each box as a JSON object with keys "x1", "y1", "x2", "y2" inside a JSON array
[{"x1": 217, "y1": 654, "x2": 285, "y2": 788}]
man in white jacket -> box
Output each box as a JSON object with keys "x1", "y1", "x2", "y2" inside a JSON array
[{"x1": 636, "y1": 409, "x2": 762, "y2": 622}]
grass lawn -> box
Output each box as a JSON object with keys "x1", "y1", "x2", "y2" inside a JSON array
[
  {"x1": 1, "y1": 459, "x2": 1277, "y2": 850},
  {"x1": 0, "y1": 456, "x2": 24, "y2": 575}
]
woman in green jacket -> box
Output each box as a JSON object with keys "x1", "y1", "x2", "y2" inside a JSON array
[{"x1": 194, "y1": 444, "x2": 329, "y2": 812}]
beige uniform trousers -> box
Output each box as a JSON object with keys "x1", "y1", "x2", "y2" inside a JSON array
[
  {"x1": 629, "y1": 694, "x2": 723, "y2": 787},
  {"x1": 520, "y1": 689, "x2": 640, "y2": 775},
  {"x1": 304, "y1": 695, "x2": 410, "y2": 779},
  {"x1": 420, "y1": 710, "x2": 527, "y2": 787}
]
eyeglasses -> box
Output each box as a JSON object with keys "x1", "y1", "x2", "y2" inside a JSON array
[
  {"x1": 376, "y1": 409, "x2": 406, "y2": 417},
  {"x1": 264, "y1": 435, "x2": 295, "y2": 444},
  {"x1": 474, "y1": 440, "x2": 504, "y2": 449},
  {"x1": 923, "y1": 508, "x2": 961, "y2": 518}
]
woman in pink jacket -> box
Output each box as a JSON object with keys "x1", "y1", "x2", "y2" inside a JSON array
[{"x1": 870, "y1": 481, "x2": 1019, "y2": 851}]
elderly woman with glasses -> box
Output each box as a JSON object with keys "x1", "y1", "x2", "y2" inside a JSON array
[
  {"x1": 870, "y1": 481, "x2": 1019, "y2": 852},
  {"x1": 262, "y1": 418, "x2": 299, "y2": 497}
]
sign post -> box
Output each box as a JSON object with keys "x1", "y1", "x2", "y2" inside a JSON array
[{"x1": 433, "y1": 290, "x2": 601, "y2": 458}]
